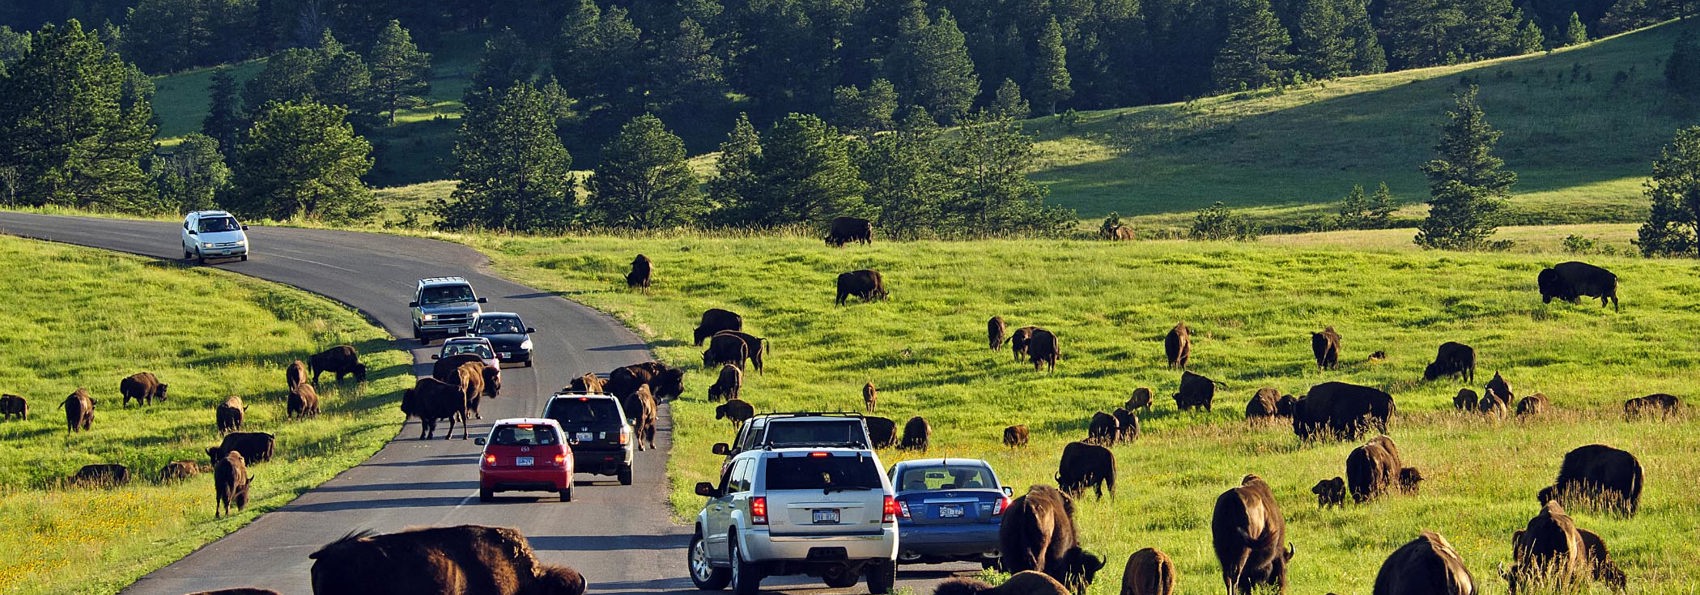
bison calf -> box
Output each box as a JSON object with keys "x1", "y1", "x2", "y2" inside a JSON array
[
  {"x1": 899, "y1": 416, "x2": 932, "y2": 452},
  {"x1": 707, "y1": 364, "x2": 742, "y2": 402},
  {"x1": 309, "y1": 345, "x2": 367, "y2": 384},
  {"x1": 1003, "y1": 424, "x2": 1029, "y2": 447},
  {"x1": 1120, "y1": 548, "x2": 1176, "y2": 595},
  {"x1": 159, "y1": 460, "x2": 201, "y2": 482},
  {"x1": 288, "y1": 384, "x2": 321, "y2": 418},
  {"x1": 0, "y1": 393, "x2": 27, "y2": 420},
  {"x1": 714, "y1": 398, "x2": 754, "y2": 426},
  {"x1": 1125, "y1": 387, "x2": 1153, "y2": 412},
  {"x1": 1311, "y1": 327, "x2": 1341, "y2": 371},
  {"x1": 1312, "y1": 477, "x2": 1345, "y2": 508},
  {"x1": 862, "y1": 381, "x2": 876, "y2": 412}
]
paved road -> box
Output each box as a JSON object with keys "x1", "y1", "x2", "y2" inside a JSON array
[{"x1": 0, "y1": 213, "x2": 977, "y2": 595}]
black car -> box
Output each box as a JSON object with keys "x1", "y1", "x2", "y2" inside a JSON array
[
  {"x1": 542, "y1": 393, "x2": 635, "y2": 485},
  {"x1": 470, "y1": 312, "x2": 535, "y2": 366}
]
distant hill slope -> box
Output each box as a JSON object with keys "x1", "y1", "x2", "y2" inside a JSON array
[{"x1": 1025, "y1": 19, "x2": 1700, "y2": 227}]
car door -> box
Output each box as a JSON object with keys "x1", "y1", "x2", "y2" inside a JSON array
[
  {"x1": 703, "y1": 458, "x2": 747, "y2": 561},
  {"x1": 181, "y1": 215, "x2": 195, "y2": 252}
]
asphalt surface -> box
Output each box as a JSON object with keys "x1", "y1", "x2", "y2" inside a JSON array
[{"x1": 0, "y1": 213, "x2": 978, "y2": 595}]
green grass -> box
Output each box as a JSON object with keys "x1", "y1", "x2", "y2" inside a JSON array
[
  {"x1": 0, "y1": 236, "x2": 406, "y2": 594},
  {"x1": 456, "y1": 232, "x2": 1700, "y2": 593}
]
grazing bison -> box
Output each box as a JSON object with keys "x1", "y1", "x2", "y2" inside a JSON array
[
  {"x1": 1423, "y1": 342, "x2": 1476, "y2": 383},
  {"x1": 835, "y1": 269, "x2": 888, "y2": 305},
  {"x1": 1537, "y1": 261, "x2": 1619, "y2": 312},
  {"x1": 1275, "y1": 395, "x2": 1297, "y2": 417},
  {"x1": 1120, "y1": 548, "x2": 1176, "y2": 595},
  {"x1": 1311, "y1": 477, "x2": 1346, "y2": 508},
  {"x1": 989, "y1": 316, "x2": 1007, "y2": 351},
  {"x1": 626, "y1": 254, "x2": 652, "y2": 289},
  {"x1": 1485, "y1": 371, "x2": 1514, "y2": 402},
  {"x1": 1164, "y1": 323, "x2": 1191, "y2": 369},
  {"x1": 1346, "y1": 436, "x2": 1422, "y2": 503},
  {"x1": 1292, "y1": 381, "x2": 1395, "y2": 442},
  {"x1": 1537, "y1": 444, "x2": 1642, "y2": 516},
  {"x1": 1479, "y1": 391, "x2": 1509, "y2": 419},
  {"x1": 1173, "y1": 371, "x2": 1217, "y2": 412},
  {"x1": 1505, "y1": 501, "x2": 1588, "y2": 594},
  {"x1": 899, "y1": 416, "x2": 932, "y2": 452},
  {"x1": 309, "y1": 345, "x2": 367, "y2": 384},
  {"x1": 708, "y1": 364, "x2": 742, "y2": 402},
  {"x1": 1008, "y1": 326, "x2": 1038, "y2": 361},
  {"x1": 701, "y1": 332, "x2": 749, "y2": 370},
  {"x1": 692, "y1": 308, "x2": 743, "y2": 346},
  {"x1": 862, "y1": 382, "x2": 876, "y2": 412},
  {"x1": 1102, "y1": 225, "x2": 1136, "y2": 241},
  {"x1": 1087, "y1": 412, "x2": 1119, "y2": 446},
  {"x1": 159, "y1": 460, "x2": 200, "y2": 482},
  {"x1": 1311, "y1": 327, "x2": 1341, "y2": 371},
  {"x1": 209, "y1": 432, "x2": 276, "y2": 465},
  {"x1": 1516, "y1": 393, "x2": 1550, "y2": 416},
  {"x1": 1004, "y1": 424, "x2": 1029, "y2": 447},
  {"x1": 71, "y1": 464, "x2": 131, "y2": 487},
  {"x1": 400, "y1": 377, "x2": 468, "y2": 440},
  {"x1": 1453, "y1": 389, "x2": 1479, "y2": 412},
  {"x1": 1624, "y1": 393, "x2": 1679, "y2": 419},
  {"x1": 713, "y1": 330, "x2": 769, "y2": 374},
  {"x1": 0, "y1": 394, "x2": 27, "y2": 420},
  {"x1": 1125, "y1": 387, "x2": 1153, "y2": 413},
  {"x1": 933, "y1": 571, "x2": 1071, "y2": 595},
  {"x1": 120, "y1": 372, "x2": 168, "y2": 407},
  {"x1": 1028, "y1": 328, "x2": 1060, "y2": 371},
  {"x1": 825, "y1": 216, "x2": 874, "y2": 246},
  {"x1": 627, "y1": 386, "x2": 658, "y2": 451},
  {"x1": 714, "y1": 399, "x2": 754, "y2": 425},
  {"x1": 216, "y1": 396, "x2": 245, "y2": 434},
  {"x1": 1056, "y1": 441, "x2": 1116, "y2": 500},
  {"x1": 60, "y1": 388, "x2": 95, "y2": 434},
  {"x1": 999, "y1": 485, "x2": 1106, "y2": 594},
  {"x1": 307, "y1": 525, "x2": 588, "y2": 595},
  {"x1": 1211, "y1": 474, "x2": 1293, "y2": 595},
  {"x1": 566, "y1": 373, "x2": 605, "y2": 394},
  {"x1": 1576, "y1": 528, "x2": 1627, "y2": 590},
  {"x1": 1373, "y1": 531, "x2": 1475, "y2": 595},
  {"x1": 605, "y1": 361, "x2": 686, "y2": 402},
  {"x1": 213, "y1": 450, "x2": 250, "y2": 518},
  {"x1": 1113, "y1": 408, "x2": 1139, "y2": 443},
  {"x1": 286, "y1": 360, "x2": 308, "y2": 390},
  {"x1": 288, "y1": 384, "x2": 321, "y2": 418},
  {"x1": 867, "y1": 416, "x2": 898, "y2": 448},
  {"x1": 1246, "y1": 387, "x2": 1281, "y2": 420}
]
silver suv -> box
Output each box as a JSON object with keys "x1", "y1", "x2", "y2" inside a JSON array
[
  {"x1": 689, "y1": 448, "x2": 898, "y2": 594},
  {"x1": 410, "y1": 277, "x2": 486, "y2": 344}
]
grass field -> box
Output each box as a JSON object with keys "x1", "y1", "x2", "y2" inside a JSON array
[
  {"x1": 0, "y1": 236, "x2": 406, "y2": 594},
  {"x1": 454, "y1": 232, "x2": 1700, "y2": 593}
]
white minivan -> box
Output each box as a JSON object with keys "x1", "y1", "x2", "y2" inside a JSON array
[{"x1": 181, "y1": 210, "x2": 249, "y2": 263}]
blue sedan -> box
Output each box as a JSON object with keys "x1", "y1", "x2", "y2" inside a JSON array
[{"x1": 888, "y1": 458, "x2": 1012, "y2": 567}]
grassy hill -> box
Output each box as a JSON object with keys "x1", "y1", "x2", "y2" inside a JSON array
[{"x1": 455, "y1": 231, "x2": 1700, "y2": 593}]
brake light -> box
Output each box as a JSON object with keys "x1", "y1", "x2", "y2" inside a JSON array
[
  {"x1": 483, "y1": 454, "x2": 496, "y2": 465},
  {"x1": 809, "y1": 451, "x2": 830, "y2": 458},
  {"x1": 579, "y1": 397, "x2": 589, "y2": 402},
  {"x1": 619, "y1": 427, "x2": 630, "y2": 445},
  {"x1": 554, "y1": 453, "x2": 566, "y2": 466},
  {"x1": 517, "y1": 424, "x2": 533, "y2": 429},
  {"x1": 993, "y1": 496, "x2": 1009, "y2": 516},
  {"x1": 751, "y1": 497, "x2": 768, "y2": 525},
  {"x1": 897, "y1": 499, "x2": 912, "y2": 520},
  {"x1": 883, "y1": 496, "x2": 899, "y2": 523}
]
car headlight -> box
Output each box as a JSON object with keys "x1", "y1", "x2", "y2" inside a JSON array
[
  {"x1": 519, "y1": 339, "x2": 533, "y2": 351},
  {"x1": 421, "y1": 314, "x2": 435, "y2": 321},
  {"x1": 202, "y1": 242, "x2": 216, "y2": 248}
]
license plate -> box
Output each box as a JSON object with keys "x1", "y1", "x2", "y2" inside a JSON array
[
  {"x1": 576, "y1": 432, "x2": 594, "y2": 442},
  {"x1": 938, "y1": 504, "x2": 964, "y2": 518},
  {"x1": 499, "y1": 352, "x2": 510, "y2": 358},
  {"x1": 813, "y1": 509, "x2": 840, "y2": 524},
  {"x1": 515, "y1": 457, "x2": 534, "y2": 466}
]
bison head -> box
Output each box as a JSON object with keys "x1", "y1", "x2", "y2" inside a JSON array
[
  {"x1": 1061, "y1": 547, "x2": 1105, "y2": 594},
  {"x1": 352, "y1": 363, "x2": 368, "y2": 382},
  {"x1": 156, "y1": 384, "x2": 169, "y2": 401},
  {"x1": 1536, "y1": 485, "x2": 1559, "y2": 507},
  {"x1": 206, "y1": 447, "x2": 223, "y2": 466},
  {"x1": 399, "y1": 388, "x2": 418, "y2": 417},
  {"x1": 654, "y1": 368, "x2": 686, "y2": 401},
  {"x1": 1537, "y1": 268, "x2": 1560, "y2": 303},
  {"x1": 1422, "y1": 362, "x2": 1444, "y2": 381},
  {"x1": 1397, "y1": 467, "x2": 1424, "y2": 494}
]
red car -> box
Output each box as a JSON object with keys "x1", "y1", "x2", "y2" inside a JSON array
[{"x1": 476, "y1": 418, "x2": 574, "y2": 502}]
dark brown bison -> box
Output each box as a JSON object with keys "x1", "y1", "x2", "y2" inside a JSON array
[
  {"x1": 307, "y1": 525, "x2": 588, "y2": 595},
  {"x1": 1576, "y1": 528, "x2": 1627, "y2": 590},
  {"x1": 626, "y1": 254, "x2": 652, "y2": 289},
  {"x1": 213, "y1": 450, "x2": 250, "y2": 518},
  {"x1": 1173, "y1": 371, "x2": 1217, "y2": 412},
  {"x1": 1292, "y1": 381, "x2": 1395, "y2": 441},
  {"x1": 1164, "y1": 323, "x2": 1191, "y2": 369},
  {"x1": 452, "y1": 362, "x2": 489, "y2": 420},
  {"x1": 1008, "y1": 326, "x2": 1038, "y2": 361},
  {"x1": 713, "y1": 330, "x2": 769, "y2": 374},
  {"x1": 1369, "y1": 350, "x2": 1388, "y2": 361},
  {"x1": 1004, "y1": 424, "x2": 1029, "y2": 447},
  {"x1": 867, "y1": 416, "x2": 898, "y2": 448},
  {"x1": 899, "y1": 416, "x2": 932, "y2": 452},
  {"x1": 288, "y1": 384, "x2": 321, "y2": 418},
  {"x1": 159, "y1": 460, "x2": 200, "y2": 482},
  {"x1": 708, "y1": 364, "x2": 742, "y2": 402},
  {"x1": 71, "y1": 464, "x2": 131, "y2": 487},
  {"x1": 120, "y1": 372, "x2": 168, "y2": 407},
  {"x1": 1372, "y1": 531, "x2": 1475, "y2": 595},
  {"x1": 825, "y1": 216, "x2": 874, "y2": 246},
  {"x1": 1120, "y1": 548, "x2": 1176, "y2": 595},
  {"x1": 1516, "y1": 393, "x2": 1550, "y2": 416},
  {"x1": 309, "y1": 345, "x2": 366, "y2": 384},
  {"x1": 1505, "y1": 501, "x2": 1588, "y2": 594},
  {"x1": 862, "y1": 381, "x2": 876, "y2": 412},
  {"x1": 433, "y1": 354, "x2": 500, "y2": 398},
  {"x1": 999, "y1": 485, "x2": 1106, "y2": 594},
  {"x1": 1479, "y1": 390, "x2": 1510, "y2": 419},
  {"x1": 1453, "y1": 389, "x2": 1479, "y2": 412},
  {"x1": 1028, "y1": 328, "x2": 1060, "y2": 371},
  {"x1": 693, "y1": 308, "x2": 743, "y2": 346},
  {"x1": 1246, "y1": 387, "x2": 1280, "y2": 420},
  {"x1": 836, "y1": 269, "x2": 888, "y2": 305},
  {"x1": 1311, "y1": 327, "x2": 1341, "y2": 371},
  {"x1": 627, "y1": 386, "x2": 658, "y2": 451},
  {"x1": 989, "y1": 316, "x2": 1007, "y2": 351},
  {"x1": 1211, "y1": 474, "x2": 1293, "y2": 595},
  {"x1": 605, "y1": 361, "x2": 686, "y2": 402},
  {"x1": 1102, "y1": 225, "x2": 1136, "y2": 241},
  {"x1": 400, "y1": 377, "x2": 468, "y2": 440},
  {"x1": 1311, "y1": 477, "x2": 1345, "y2": 508},
  {"x1": 216, "y1": 396, "x2": 245, "y2": 434},
  {"x1": 1423, "y1": 342, "x2": 1475, "y2": 383},
  {"x1": 702, "y1": 332, "x2": 749, "y2": 370},
  {"x1": 1087, "y1": 412, "x2": 1119, "y2": 446},
  {"x1": 714, "y1": 398, "x2": 754, "y2": 425},
  {"x1": 1056, "y1": 441, "x2": 1116, "y2": 500},
  {"x1": 0, "y1": 393, "x2": 27, "y2": 420},
  {"x1": 1125, "y1": 387, "x2": 1153, "y2": 412},
  {"x1": 1275, "y1": 395, "x2": 1297, "y2": 417},
  {"x1": 1485, "y1": 371, "x2": 1514, "y2": 402},
  {"x1": 1538, "y1": 261, "x2": 1619, "y2": 311},
  {"x1": 1537, "y1": 444, "x2": 1642, "y2": 516},
  {"x1": 1346, "y1": 436, "x2": 1422, "y2": 503},
  {"x1": 1113, "y1": 408, "x2": 1139, "y2": 443},
  {"x1": 1624, "y1": 393, "x2": 1679, "y2": 419},
  {"x1": 59, "y1": 388, "x2": 94, "y2": 434},
  {"x1": 286, "y1": 360, "x2": 308, "y2": 390},
  {"x1": 209, "y1": 432, "x2": 276, "y2": 465},
  {"x1": 566, "y1": 373, "x2": 605, "y2": 393},
  {"x1": 933, "y1": 571, "x2": 1071, "y2": 595}
]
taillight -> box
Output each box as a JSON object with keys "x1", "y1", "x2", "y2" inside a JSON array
[
  {"x1": 882, "y1": 496, "x2": 899, "y2": 523},
  {"x1": 554, "y1": 453, "x2": 566, "y2": 466},
  {"x1": 993, "y1": 496, "x2": 1008, "y2": 516},
  {"x1": 483, "y1": 454, "x2": 496, "y2": 466},
  {"x1": 750, "y1": 497, "x2": 768, "y2": 525},
  {"x1": 619, "y1": 427, "x2": 630, "y2": 445},
  {"x1": 897, "y1": 500, "x2": 912, "y2": 520}
]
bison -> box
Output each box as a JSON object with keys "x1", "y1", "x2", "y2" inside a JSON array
[
  {"x1": 626, "y1": 254, "x2": 652, "y2": 289},
  {"x1": 1423, "y1": 342, "x2": 1476, "y2": 383},
  {"x1": 307, "y1": 525, "x2": 588, "y2": 595},
  {"x1": 862, "y1": 382, "x2": 876, "y2": 412},
  {"x1": 1113, "y1": 408, "x2": 1139, "y2": 443},
  {"x1": 934, "y1": 571, "x2": 1070, "y2": 595},
  {"x1": 867, "y1": 416, "x2": 898, "y2": 448},
  {"x1": 1102, "y1": 225, "x2": 1136, "y2": 241},
  {"x1": 1004, "y1": 424, "x2": 1029, "y2": 447},
  {"x1": 825, "y1": 216, "x2": 874, "y2": 246},
  {"x1": 209, "y1": 432, "x2": 275, "y2": 465},
  {"x1": 1087, "y1": 412, "x2": 1119, "y2": 446},
  {"x1": 1311, "y1": 327, "x2": 1341, "y2": 371},
  {"x1": 1537, "y1": 261, "x2": 1619, "y2": 312},
  {"x1": 999, "y1": 485, "x2": 1105, "y2": 594},
  {"x1": 702, "y1": 332, "x2": 749, "y2": 370},
  {"x1": 1275, "y1": 395, "x2": 1297, "y2": 417},
  {"x1": 1505, "y1": 501, "x2": 1588, "y2": 594},
  {"x1": 120, "y1": 372, "x2": 168, "y2": 407},
  {"x1": 216, "y1": 396, "x2": 245, "y2": 434},
  {"x1": 1246, "y1": 387, "x2": 1280, "y2": 420},
  {"x1": 1485, "y1": 371, "x2": 1513, "y2": 402},
  {"x1": 1479, "y1": 390, "x2": 1510, "y2": 419},
  {"x1": 213, "y1": 450, "x2": 250, "y2": 518},
  {"x1": 1373, "y1": 531, "x2": 1475, "y2": 595},
  {"x1": 1173, "y1": 371, "x2": 1217, "y2": 412},
  {"x1": 309, "y1": 345, "x2": 367, "y2": 384},
  {"x1": 1211, "y1": 474, "x2": 1293, "y2": 595},
  {"x1": 1516, "y1": 393, "x2": 1550, "y2": 416},
  {"x1": 0, "y1": 393, "x2": 27, "y2": 420},
  {"x1": 1624, "y1": 393, "x2": 1679, "y2": 419},
  {"x1": 713, "y1": 330, "x2": 769, "y2": 374},
  {"x1": 899, "y1": 416, "x2": 932, "y2": 452},
  {"x1": 1346, "y1": 436, "x2": 1422, "y2": 503},
  {"x1": 400, "y1": 377, "x2": 468, "y2": 440},
  {"x1": 1008, "y1": 326, "x2": 1037, "y2": 361},
  {"x1": 1125, "y1": 387, "x2": 1153, "y2": 412},
  {"x1": 1537, "y1": 444, "x2": 1642, "y2": 516},
  {"x1": 1576, "y1": 528, "x2": 1627, "y2": 590},
  {"x1": 692, "y1": 308, "x2": 743, "y2": 346},
  {"x1": 835, "y1": 269, "x2": 888, "y2": 305},
  {"x1": 286, "y1": 360, "x2": 308, "y2": 390},
  {"x1": 71, "y1": 464, "x2": 131, "y2": 487},
  {"x1": 159, "y1": 460, "x2": 200, "y2": 482},
  {"x1": 433, "y1": 354, "x2": 500, "y2": 398},
  {"x1": 1311, "y1": 477, "x2": 1345, "y2": 508},
  {"x1": 288, "y1": 384, "x2": 321, "y2": 418},
  {"x1": 1056, "y1": 441, "x2": 1116, "y2": 500},
  {"x1": 1292, "y1": 381, "x2": 1395, "y2": 442},
  {"x1": 627, "y1": 386, "x2": 658, "y2": 451},
  {"x1": 988, "y1": 316, "x2": 1007, "y2": 351},
  {"x1": 714, "y1": 398, "x2": 754, "y2": 426},
  {"x1": 566, "y1": 373, "x2": 605, "y2": 394},
  {"x1": 59, "y1": 388, "x2": 94, "y2": 434},
  {"x1": 605, "y1": 361, "x2": 686, "y2": 402},
  {"x1": 1453, "y1": 389, "x2": 1479, "y2": 412},
  {"x1": 1028, "y1": 328, "x2": 1060, "y2": 371},
  {"x1": 1164, "y1": 323, "x2": 1191, "y2": 369},
  {"x1": 708, "y1": 364, "x2": 742, "y2": 402},
  {"x1": 1120, "y1": 548, "x2": 1176, "y2": 595}
]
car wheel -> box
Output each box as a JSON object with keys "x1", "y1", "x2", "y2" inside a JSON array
[
  {"x1": 822, "y1": 566, "x2": 859, "y2": 588},
  {"x1": 197, "y1": 252, "x2": 206, "y2": 264},
  {"x1": 239, "y1": 254, "x2": 247, "y2": 261},
  {"x1": 184, "y1": 250, "x2": 192, "y2": 260},
  {"x1": 865, "y1": 560, "x2": 896, "y2": 594},
  {"x1": 688, "y1": 532, "x2": 730, "y2": 590},
  {"x1": 729, "y1": 537, "x2": 760, "y2": 595},
  {"x1": 560, "y1": 485, "x2": 573, "y2": 502},
  {"x1": 524, "y1": 359, "x2": 533, "y2": 368},
  {"x1": 618, "y1": 465, "x2": 633, "y2": 486},
  {"x1": 479, "y1": 488, "x2": 492, "y2": 502}
]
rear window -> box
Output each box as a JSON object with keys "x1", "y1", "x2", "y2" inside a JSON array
[
  {"x1": 765, "y1": 455, "x2": 883, "y2": 491},
  {"x1": 491, "y1": 425, "x2": 559, "y2": 446},
  {"x1": 896, "y1": 465, "x2": 995, "y2": 491},
  {"x1": 546, "y1": 398, "x2": 623, "y2": 426},
  {"x1": 764, "y1": 420, "x2": 866, "y2": 447}
]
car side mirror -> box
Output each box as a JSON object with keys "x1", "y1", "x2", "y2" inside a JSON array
[
  {"x1": 1002, "y1": 486, "x2": 1013, "y2": 497},
  {"x1": 240, "y1": 225, "x2": 249, "y2": 230},
  {"x1": 477, "y1": 297, "x2": 488, "y2": 303},
  {"x1": 695, "y1": 482, "x2": 718, "y2": 497},
  {"x1": 474, "y1": 437, "x2": 486, "y2": 446},
  {"x1": 712, "y1": 443, "x2": 729, "y2": 456},
  {"x1": 525, "y1": 327, "x2": 536, "y2": 333},
  {"x1": 187, "y1": 229, "x2": 198, "y2": 235},
  {"x1": 430, "y1": 354, "x2": 440, "y2": 360},
  {"x1": 408, "y1": 301, "x2": 419, "y2": 308}
]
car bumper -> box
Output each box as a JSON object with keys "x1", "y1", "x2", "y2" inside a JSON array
[
  {"x1": 199, "y1": 246, "x2": 248, "y2": 257},
  {"x1": 481, "y1": 467, "x2": 571, "y2": 492},
  {"x1": 496, "y1": 349, "x2": 532, "y2": 363},
  {"x1": 739, "y1": 528, "x2": 899, "y2": 563},
  {"x1": 572, "y1": 449, "x2": 632, "y2": 475},
  {"x1": 897, "y1": 524, "x2": 1000, "y2": 561}
]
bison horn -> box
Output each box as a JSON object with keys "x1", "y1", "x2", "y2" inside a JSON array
[{"x1": 1284, "y1": 542, "x2": 1295, "y2": 559}]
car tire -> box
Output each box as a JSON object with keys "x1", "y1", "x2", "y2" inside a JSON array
[
  {"x1": 524, "y1": 359, "x2": 533, "y2": 368},
  {"x1": 479, "y1": 488, "x2": 492, "y2": 502},
  {"x1": 196, "y1": 252, "x2": 206, "y2": 264},
  {"x1": 240, "y1": 254, "x2": 247, "y2": 261},
  {"x1": 184, "y1": 250, "x2": 192, "y2": 260},
  {"x1": 560, "y1": 485, "x2": 573, "y2": 502},
  {"x1": 618, "y1": 465, "x2": 633, "y2": 486},
  {"x1": 729, "y1": 537, "x2": 760, "y2": 595},
  {"x1": 823, "y1": 566, "x2": 859, "y2": 588},
  {"x1": 865, "y1": 560, "x2": 896, "y2": 594},
  {"x1": 688, "y1": 532, "x2": 731, "y2": 591}
]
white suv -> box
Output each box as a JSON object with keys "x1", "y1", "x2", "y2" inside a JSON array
[
  {"x1": 689, "y1": 447, "x2": 899, "y2": 594},
  {"x1": 181, "y1": 210, "x2": 249, "y2": 263}
]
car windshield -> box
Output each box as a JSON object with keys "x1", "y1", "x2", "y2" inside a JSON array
[
  {"x1": 444, "y1": 343, "x2": 494, "y2": 359},
  {"x1": 546, "y1": 398, "x2": 622, "y2": 425},
  {"x1": 475, "y1": 317, "x2": 523, "y2": 334},
  {"x1": 490, "y1": 425, "x2": 559, "y2": 446},
  {"x1": 765, "y1": 420, "x2": 866, "y2": 447},
  {"x1": 766, "y1": 455, "x2": 883, "y2": 491},
  {"x1": 896, "y1": 465, "x2": 995, "y2": 491},
  {"x1": 422, "y1": 285, "x2": 474, "y2": 305},
  {"x1": 198, "y1": 217, "x2": 239, "y2": 233}
]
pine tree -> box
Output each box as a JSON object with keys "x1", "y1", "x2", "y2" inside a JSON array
[
  {"x1": 368, "y1": 20, "x2": 432, "y2": 125},
  {"x1": 1667, "y1": 31, "x2": 1700, "y2": 98},
  {"x1": 1635, "y1": 126, "x2": 1700, "y2": 257},
  {"x1": 1030, "y1": 17, "x2": 1072, "y2": 115},
  {"x1": 1212, "y1": 0, "x2": 1293, "y2": 91},
  {"x1": 1294, "y1": 0, "x2": 1351, "y2": 79},
  {"x1": 832, "y1": 79, "x2": 899, "y2": 134},
  {"x1": 152, "y1": 132, "x2": 230, "y2": 212},
  {"x1": 1379, "y1": 0, "x2": 1462, "y2": 69},
  {"x1": 1516, "y1": 19, "x2": 1547, "y2": 54},
  {"x1": 856, "y1": 114, "x2": 946, "y2": 237},
  {"x1": 645, "y1": 18, "x2": 724, "y2": 114},
  {"x1": 243, "y1": 48, "x2": 322, "y2": 109},
  {"x1": 1337, "y1": 184, "x2": 1370, "y2": 228},
  {"x1": 439, "y1": 81, "x2": 578, "y2": 232},
  {"x1": 1367, "y1": 181, "x2": 1397, "y2": 227},
  {"x1": 1456, "y1": 0, "x2": 1522, "y2": 59},
  {"x1": 1557, "y1": 12, "x2": 1589, "y2": 47},
  {"x1": 586, "y1": 114, "x2": 704, "y2": 228},
  {"x1": 231, "y1": 100, "x2": 376, "y2": 221},
  {"x1": 989, "y1": 78, "x2": 1030, "y2": 119},
  {"x1": 1599, "y1": 0, "x2": 1668, "y2": 37},
  {"x1": 313, "y1": 43, "x2": 376, "y2": 127},
  {"x1": 202, "y1": 66, "x2": 243, "y2": 156},
  {"x1": 906, "y1": 10, "x2": 980, "y2": 124},
  {"x1": 1341, "y1": 0, "x2": 1387, "y2": 74},
  {"x1": 746, "y1": 113, "x2": 867, "y2": 226},
  {"x1": 708, "y1": 113, "x2": 762, "y2": 223},
  {"x1": 942, "y1": 115, "x2": 1074, "y2": 234},
  {"x1": 1415, "y1": 86, "x2": 1516, "y2": 250}
]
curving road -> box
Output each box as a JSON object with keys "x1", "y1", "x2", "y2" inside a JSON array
[{"x1": 0, "y1": 213, "x2": 976, "y2": 595}]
